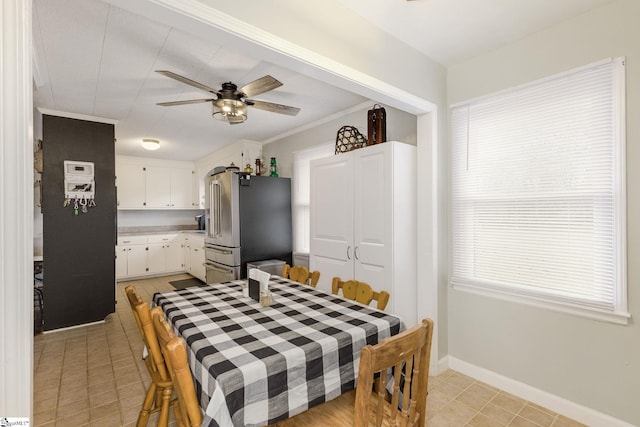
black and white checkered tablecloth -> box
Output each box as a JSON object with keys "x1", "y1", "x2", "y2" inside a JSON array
[{"x1": 153, "y1": 276, "x2": 404, "y2": 427}]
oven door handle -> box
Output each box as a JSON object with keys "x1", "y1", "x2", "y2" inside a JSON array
[
  {"x1": 204, "y1": 262, "x2": 233, "y2": 274},
  {"x1": 206, "y1": 246, "x2": 233, "y2": 255}
]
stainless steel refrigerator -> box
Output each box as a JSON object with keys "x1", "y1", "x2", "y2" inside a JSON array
[{"x1": 204, "y1": 170, "x2": 292, "y2": 283}]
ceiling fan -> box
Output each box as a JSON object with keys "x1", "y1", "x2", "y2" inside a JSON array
[{"x1": 155, "y1": 70, "x2": 301, "y2": 124}]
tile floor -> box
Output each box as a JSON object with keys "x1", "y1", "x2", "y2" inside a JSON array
[{"x1": 33, "y1": 274, "x2": 587, "y2": 427}]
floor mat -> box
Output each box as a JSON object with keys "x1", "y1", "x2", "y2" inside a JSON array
[{"x1": 169, "y1": 278, "x2": 206, "y2": 290}]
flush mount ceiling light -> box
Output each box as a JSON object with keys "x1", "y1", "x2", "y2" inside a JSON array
[{"x1": 141, "y1": 138, "x2": 160, "y2": 151}]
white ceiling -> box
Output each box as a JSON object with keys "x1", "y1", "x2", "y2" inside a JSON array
[
  {"x1": 33, "y1": 0, "x2": 618, "y2": 161},
  {"x1": 337, "y1": 0, "x2": 618, "y2": 65}
]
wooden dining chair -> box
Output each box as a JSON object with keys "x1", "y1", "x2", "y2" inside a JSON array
[
  {"x1": 282, "y1": 264, "x2": 320, "y2": 287},
  {"x1": 274, "y1": 318, "x2": 434, "y2": 427},
  {"x1": 308, "y1": 270, "x2": 320, "y2": 288},
  {"x1": 331, "y1": 277, "x2": 390, "y2": 310},
  {"x1": 124, "y1": 285, "x2": 174, "y2": 427},
  {"x1": 152, "y1": 309, "x2": 203, "y2": 427}
]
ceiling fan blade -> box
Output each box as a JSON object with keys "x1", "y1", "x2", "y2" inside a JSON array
[
  {"x1": 156, "y1": 99, "x2": 214, "y2": 106},
  {"x1": 247, "y1": 99, "x2": 300, "y2": 116},
  {"x1": 156, "y1": 70, "x2": 219, "y2": 94},
  {"x1": 239, "y1": 75, "x2": 283, "y2": 98}
]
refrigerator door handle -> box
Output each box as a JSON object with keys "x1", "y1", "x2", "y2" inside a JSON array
[{"x1": 209, "y1": 179, "x2": 222, "y2": 238}]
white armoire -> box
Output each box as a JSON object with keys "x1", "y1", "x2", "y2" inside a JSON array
[{"x1": 309, "y1": 141, "x2": 417, "y2": 326}]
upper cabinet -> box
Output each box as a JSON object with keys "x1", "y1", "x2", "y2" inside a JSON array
[{"x1": 116, "y1": 156, "x2": 199, "y2": 209}]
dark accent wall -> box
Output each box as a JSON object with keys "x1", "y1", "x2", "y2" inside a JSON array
[{"x1": 42, "y1": 115, "x2": 116, "y2": 330}]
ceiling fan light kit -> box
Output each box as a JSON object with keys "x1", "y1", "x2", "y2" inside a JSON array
[
  {"x1": 155, "y1": 70, "x2": 300, "y2": 125},
  {"x1": 141, "y1": 138, "x2": 160, "y2": 150},
  {"x1": 213, "y1": 98, "x2": 247, "y2": 123}
]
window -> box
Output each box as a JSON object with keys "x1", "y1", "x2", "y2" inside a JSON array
[
  {"x1": 292, "y1": 143, "x2": 334, "y2": 253},
  {"x1": 450, "y1": 58, "x2": 628, "y2": 324}
]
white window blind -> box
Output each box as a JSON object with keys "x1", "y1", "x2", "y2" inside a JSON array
[
  {"x1": 450, "y1": 58, "x2": 628, "y2": 323},
  {"x1": 292, "y1": 143, "x2": 334, "y2": 253}
]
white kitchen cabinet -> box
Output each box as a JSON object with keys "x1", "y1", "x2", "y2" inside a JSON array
[
  {"x1": 127, "y1": 245, "x2": 149, "y2": 277},
  {"x1": 116, "y1": 234, "x2": 184, "y2": 280},
  {"x1": 116, "y1": 162, "x2": 146, "y2": 208},
  {"x1": 145, "y1": 166, "x2": 172, "y2": 208},
  {"x1": 183, "y1": 239, "x2": 191, "y2": 272},
  {"x1": 145, "y1": 166, "x2": 196, "y2": 209},
  {"x1": 190, "y1": 235, "x2": 206, "y2": 282},
  {"x1": 116, "y1": 156, "x2": 199, "y2": 209},
  {"x1": 115, "y1": 246, "x2": 128, "y2": 279},
  {"x1": 147, "y1": 234, "x2": 183, "y2": 274},
  {"x1": 116, "y1": 236, "x2": 149, "y2": 278},
  {"x1": 183, "y1": 233, "x2": 206, "y2": 282},
  {"x1": 309, "y1": 141, "x2": 417, "y2": 325}
]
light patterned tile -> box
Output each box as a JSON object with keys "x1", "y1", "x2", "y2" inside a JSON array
[
  {"x1": 469, "y1": 412, "x2": 506, "y2": 427},
  {"x1": 90, "y1": 400, "x2": 121, "y2": 421},
  {"x1": 481, "y1": 402, "x2": 518, "y2": 425},
  {"x1": 443, "y1": 371, "x2": 476, "y2": 390},
  {"x1": 491, "y1": 391, "x2": 526, "y2": 415},
  {"x1": 455, "y1": 382, "x2": 499, "y2": 411},
  {"x1": 519, "y1": 404, "x2": 556, "y2": 427},
  {"x1": 426, "y1": 399, "x2": 477, "y2": 426},
  {"x1": 509, "y1": 415, "x2": 542, "y2": 427},
  {"x1": 56, "y1": 399, "x2": 90, "y2": 422},
  {"x1": 551, "y1": 415, "x2": 588, "y2": 427}
]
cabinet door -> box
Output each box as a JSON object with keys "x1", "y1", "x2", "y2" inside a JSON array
[
  {"x1": 170, "y1": 168, "x2": 195, "y2": 208},
  {"x1": 145, "y1": 166, "x2": 172, "y2": 208},
  {"x1": 115, "y1": 246, "x2": 128, "y2": 279},
  {"x1": 127, "y1": 245, "x2": 148, "y2": 277},
  {"x1": 191, "y1": 243, "x2": 206, "y2": 282},
  {"x1": 147, "y1": 242, "x2": 166, "y2": 274},
  {"x1": 183, "y1": 240, "x2": 191, "y2": 272},
  {"x1": 165, "y1": 241, "x2": 183, "y2": 272},
  {"x1": 116, "y1": 163, "x2": 146, "y2": 208},
  {"x1": 309, "y1": 154, "x2": 354, "y2": 292},
  {"x1": 353, "y1": 145, "x2": 390, "y2": 292}
]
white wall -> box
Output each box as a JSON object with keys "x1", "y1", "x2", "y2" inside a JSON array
[
  {"x1": 117, "y1": 209, "x2": 203, "y2": 229},
  {"x1": 262, "y1": 103, "x2": 417, "y2": 179},
  {"x1": 446, "y1": 1, "x2": 639, "y2": 425}
]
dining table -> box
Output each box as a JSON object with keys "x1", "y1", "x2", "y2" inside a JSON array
[{"x1": 152, "y1": 276, "x2": 404, "y2": 427}]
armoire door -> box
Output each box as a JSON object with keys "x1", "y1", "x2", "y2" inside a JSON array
[
  {"x1": 353, "y1": 145, "x2": 391, "y2": 293},
  {"x1": 309, "y1": 154, "x2": 354, "y2": 291}
]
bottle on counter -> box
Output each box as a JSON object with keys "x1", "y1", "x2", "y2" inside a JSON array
[
  {"x1": 255, "y1": 158, "x2": 262, "y2": 175},
  {"x1": 269, "y1": 157, "x2": 278, "y2": 177}
]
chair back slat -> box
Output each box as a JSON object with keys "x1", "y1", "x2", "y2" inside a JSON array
[
  {"x1": 331, "y1": 277, "x2": 391, "y2": 310},
  {"x1": 354, "y1": 318, "x2": 434, "y2": 427},
  {"x1": 152, "y1": 309, "x2": 203, "y2": 427},
  {"x1": 289, "y1": 266, "x2": 310, "y2": 284},
  {"x1": 282, "y1": 264, "x2": 321, "y2": 287},
  {"x1": 125, "y1": 285, "x2": 169, "y2": 380},
  {"x1": 124, "y1": 285, "x2": 173, "y2": 426}
]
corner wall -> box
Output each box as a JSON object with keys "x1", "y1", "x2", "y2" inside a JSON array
[{"x1": 446, "y1": 1, "x2": 639, "y2": 424}]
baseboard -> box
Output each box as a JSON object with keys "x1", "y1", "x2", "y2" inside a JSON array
[
  {"x1": 437, "y1": 356, "x2": 634, "y2": 427},
  {"x1": 42, "y1": 319, "x2": 105, "y2": 334}
]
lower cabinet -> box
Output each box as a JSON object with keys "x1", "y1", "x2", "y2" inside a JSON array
[
  {"x1": 116, "y1": 235, "x2": 148, "y2": 279},
  {"x1": 183, "y1": 234, "x2": 206, "y2": 282},
  {"x1": 116, "y1": 233, "x2": 190, "y2": 280}
]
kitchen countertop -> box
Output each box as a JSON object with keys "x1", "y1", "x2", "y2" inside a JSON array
[{"x1": 118, "y1": 227, "x2": 205, "y2": 237}]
